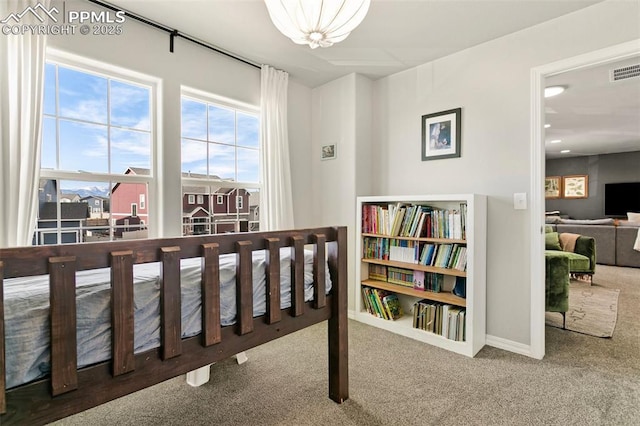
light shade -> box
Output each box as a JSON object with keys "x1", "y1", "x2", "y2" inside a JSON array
[
  {"x1": 264, "y1": 0, "x2": 371, "y2": 49},
  {"x1": 544, "y1": 85, "x2": 566, "y2": 98}
]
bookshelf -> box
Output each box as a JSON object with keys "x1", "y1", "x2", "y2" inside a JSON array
[{"x1": 355, "y1": 194, "x2": 487, "y2": 357}]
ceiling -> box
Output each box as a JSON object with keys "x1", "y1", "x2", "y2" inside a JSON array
[
  {"x1": 102, "y1": 0, "x2": 639, "y2": 157},
  {"x1": 545, "y1": 56, "x2": 640, "y2": 159}
]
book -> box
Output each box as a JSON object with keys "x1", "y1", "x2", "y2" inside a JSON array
[
  {"x1": 413, "y1": 270, "x2": 425, "y2": 291},
  {"x1": 382, "y1": 294, "x2": 403, "y2": 320}
]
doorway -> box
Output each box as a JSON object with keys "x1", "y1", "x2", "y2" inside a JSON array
[{"x1": 530, "y1": 40, "x2": 640, "y2": 358}]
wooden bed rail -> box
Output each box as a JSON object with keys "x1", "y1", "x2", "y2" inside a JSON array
[{"x1": 0, "y1": 226, "x2": 348, "y2": 424}]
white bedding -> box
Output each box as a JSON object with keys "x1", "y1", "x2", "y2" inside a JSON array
[{"x1": 4, "y1": 248, "x2": 331, "y2": 389}]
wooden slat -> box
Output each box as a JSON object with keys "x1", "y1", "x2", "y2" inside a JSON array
[
  {"x1": 312, "y1": 234, "x2": 327, "y2": 309},
  {"x1": 265, "y1": 238, "x2": 281, "y2": 324},
  {"x1": 160, "y1": 247, "x2": 181, "y2": 360},
  {"x1": 0, "y1": 261, "x2": 5, "y2": 414},
  {"x1": 49, "y1": 256, "x2": 78, "y2": 396},
  {"x1": 201, "y1": 243, "x2": 221, "y2": 346},
  {"x1": 236, "y1": 241, "x2": 253, "y2": 335},
  {"x1": 290, "y1": 235, "x2": 305, "y2": 317},
  {"x1": 328, "y1": 227, "x2": 349, "y2": 403},
  {"x1": 110, "y1": 251, "x2": 135, "y2": 376}
]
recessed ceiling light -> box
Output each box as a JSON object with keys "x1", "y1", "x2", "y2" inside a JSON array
[
  {"x1": 550, "y1": 139, "x2": 562, "y2": 144},
  {"x1": 560, "y1": 149, "x2": 571, "y2": 153},
  {"x1": 544, "y1": 86, "x2": 566, "y2": 98},
  {"x1": 544, "y1": 124, "x2": 551, "y2": 128}
]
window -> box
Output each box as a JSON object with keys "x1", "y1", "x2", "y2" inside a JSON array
[
  {"x1": 140, "y1": 194, "x2": 145, "y2": 209},
  {"x1": 181, "y1": 89, "x2": 260, "y2": 236},
  {"x1": 131, "y1": 203, "x2": 138, "y2": 217},
  {"x1": 36, "y1": 52, "x2": 155, "y2": 245},
  {"x1": 188, "y1": 194, "x2": 195, "y2": 204}
]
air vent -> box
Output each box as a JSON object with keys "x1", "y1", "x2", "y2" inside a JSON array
[{"x1": 610, "y1": 64, "x2": 640, "y2": 82}]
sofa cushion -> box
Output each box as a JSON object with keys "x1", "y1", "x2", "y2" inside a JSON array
[
  {"x1": 627, "y1": 212, "x2": 640, "y2": 222},
  {"x1": 545, "y1": 232, "x2": 562, "y2": 250},
  {"x1": 555, "y1": 224, "x2": 616, "y2": 266},
  {"x1": 545, "y1": 250, "x2": 591, "y2": 272}
]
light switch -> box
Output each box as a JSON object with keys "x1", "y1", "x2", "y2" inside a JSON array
[{"x1": 514, "y1": 193, "x2": 527, "y2": 210}]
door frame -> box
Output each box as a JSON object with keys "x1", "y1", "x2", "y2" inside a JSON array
[{"x1": 529, "y1": 40, "x2": 640, "y2": 359}]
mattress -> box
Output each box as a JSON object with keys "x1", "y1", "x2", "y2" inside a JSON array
[{"x1": 4, "y1": 248, "x2": 331, "y2": 389}]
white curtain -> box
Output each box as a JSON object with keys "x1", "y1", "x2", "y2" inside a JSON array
[
  {"x1": 260, "y1": 65, "x2": 294, "y2": 231},
  {"x1": 0, "y1": 0, "x2": 49, "y2": 247}
]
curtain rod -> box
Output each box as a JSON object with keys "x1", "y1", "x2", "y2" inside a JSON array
[{"x1": 86, "y1": 0, "x2": 262, "y2": 70}]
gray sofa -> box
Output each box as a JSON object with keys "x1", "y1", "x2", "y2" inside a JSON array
[{"x1": 547, "y1": 220, "x2": 640, "y2": 268}]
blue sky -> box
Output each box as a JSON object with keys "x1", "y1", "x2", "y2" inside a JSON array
[{"x1": 42, "y1": 63, "x2": 259, "y2": 190}]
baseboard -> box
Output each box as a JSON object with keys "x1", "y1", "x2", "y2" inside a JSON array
[{"x1": 486, "y1": 334, "x2": 539, "y2": 358}]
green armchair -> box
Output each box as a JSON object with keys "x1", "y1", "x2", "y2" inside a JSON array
[
  {"x1": 544, "y1": 228, "x2": 596, "y2": 281},
  {"x1": 546, "y1": 255, "x2": 569, "y2": 328}
]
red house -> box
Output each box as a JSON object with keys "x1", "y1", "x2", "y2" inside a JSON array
[{"x1": 110, "y1": 167, "x2": 149, "y2": 228}]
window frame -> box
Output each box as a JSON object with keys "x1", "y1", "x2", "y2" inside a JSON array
[
  {"x1": 180, "y1": 86, "x2": 261, "y2": 236},
  {"x1": 38, "y1": 48, "x2": 160, "y2": 244}
]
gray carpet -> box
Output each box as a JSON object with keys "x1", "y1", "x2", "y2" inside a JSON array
[{"x1": 53, "y1": 265, "x2": 640, "y2": 425}]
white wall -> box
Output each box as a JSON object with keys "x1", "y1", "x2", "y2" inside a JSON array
[
  {"x1": 311, "y1": 73, "x2": 373, "y2": 310},
  {"x1": 47, "y1": 0, "x2": 311, "y2": 236},
  {"x1": 370, "y1": 0, "x2": 640, "y2": 347}
]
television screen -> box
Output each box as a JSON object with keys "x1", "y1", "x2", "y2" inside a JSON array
[{"x1": 604, "y1": 182, "x2": 640, "y2": 216}]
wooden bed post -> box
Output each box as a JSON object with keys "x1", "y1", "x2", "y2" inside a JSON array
[
  {"x1": 327, "y1": 227, "x2": 348, "y2": 403},
  {"x1": 0, "y1": 261, "x2": 5, "y2": 414}
]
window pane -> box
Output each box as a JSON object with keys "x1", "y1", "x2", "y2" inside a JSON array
[
  {"x1": 181, "y1": 98, "x2": 207, "y2": 140},
  {"x1": 208, "y1": 105, "x2": 235, "y2": 144},
  {"x1": 181, "y1": 138, "x2": 208, "y2": 176},
  {"x1": 58, "y1": 66, "x2": 108, "y2": 123},
  {"x1": 44, "y1": 63, "x2": 56, "y2": 116},
  {"x1": 237, "y1": 112, "x2": 259, "y2": 148},
  {"x1": 209, "y1": 143, "x2": 235, "y2": 180},
  {"x1": 237, "y1": 147, "x2": 259, "y2": 183},
  {"x1": 41, "y1": 117, "x2": 57, "y2": 169},
  {"x1": 111, "y1": 181, "x2": 149, "y2": 240},
  {"x1": 59, "y1": 120, "x2": 108, "y2": 173},
  {"x1": 182, "y1": 185, "x2": 211, "y2": 236},
  {"x1": 110, "y1": 80, "x2": 150, "y2": 130},
  {"x1": 247, "y1": 188, "x2": 260, "y2": 231},
  {"x1": 111, "y1": 128, "x2": 151, "y2": 174}
]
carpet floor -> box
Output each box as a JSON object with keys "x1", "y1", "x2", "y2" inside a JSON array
[{"x1": 53, "y1": 265, "x2": 640, "y2": 425}]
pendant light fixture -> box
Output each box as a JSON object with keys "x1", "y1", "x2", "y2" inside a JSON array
[{"x1": 264, "y1": 0, "x2": 371, "y2": 49}]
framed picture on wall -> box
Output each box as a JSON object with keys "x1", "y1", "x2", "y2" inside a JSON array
[
  {"x1": 545, "y1": 176, "x2": 562, "y2": 199},
  {"x1": 421, "y1": 108, "x2": 461, "y2": 161},
  {"x1": 321, "y1": 144, "x2": 337, "y2": 160},
  {"x1": 563, "y1": 175, "x2": 589, "y2": 199}
]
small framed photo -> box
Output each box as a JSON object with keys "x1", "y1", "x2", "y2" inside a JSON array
[
  {"x1": 563, "y1": 175, "x2": 588, "y2": 199},
  {"x1": 321, "y1": 144, "x2": 337, "y2": 160},
  {"x1": 545, "y1": 176, "x2": 562, "y2": 199},
  {"x1": 421, "y1": 108, "x2": 461, "y2": 161}
]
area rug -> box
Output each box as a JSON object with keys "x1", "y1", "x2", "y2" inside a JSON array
[{"x1": 546, "y1": 282, "x2": 619, "y2": 337}]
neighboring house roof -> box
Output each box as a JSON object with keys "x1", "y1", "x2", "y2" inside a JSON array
[
  {"x1": 80, "y1": 195, "x2": 108, "y2": 202},
  {"x1": 60, "y1": 192, "x2": 81, "y2": 201},
  {"x1": 39, "y1": 202, "x2": 89, "y2": 220},
  {"x1": 183, "y1": 206, "x2": 210, "y2": 217}
]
